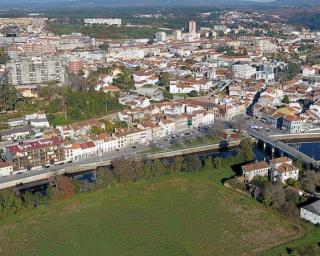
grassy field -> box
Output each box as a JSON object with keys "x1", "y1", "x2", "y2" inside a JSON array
[
  {"x1": 0, "y1": 167, "x2": 311, "y2": 256},
  {"x1": 47, "y1": 24, "x2": 159, "y2": 39}
]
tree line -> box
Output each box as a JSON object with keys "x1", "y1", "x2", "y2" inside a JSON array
[{"x1": 0, "y1": 139, "x2": 254, "y2": 219}]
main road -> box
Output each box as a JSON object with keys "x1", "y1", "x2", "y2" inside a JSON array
[{"x1": 0, "y1": 128, "x2": 209, "y2": 189}]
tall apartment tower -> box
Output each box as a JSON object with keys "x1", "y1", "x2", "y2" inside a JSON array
[
  {"x1": 173, "y1": 30, "x2": 182, "y2": 41},
  {"x1": 189, "y1": 20, "x2": 197, "y2": 34}
]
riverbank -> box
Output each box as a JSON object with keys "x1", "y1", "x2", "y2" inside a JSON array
[{"x1": 0, "y1": 170, "x2": 306, "y2": 256}]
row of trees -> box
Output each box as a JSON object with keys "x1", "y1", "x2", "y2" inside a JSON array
[
  {"x1": 0, "y1": 175, "x2": 75, "y2": 218},
  {"x1": 96, "y1": 138, "x2": 255, "y2": 189},
  {"x1": 0, "y1": 138, "x2": 254, "y2": 219}
]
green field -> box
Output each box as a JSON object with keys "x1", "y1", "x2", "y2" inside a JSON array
[
  {"x1": 0, "y1": 169, "x2": 315, "y2": 256},
  {"x1": 47, "y1": 24, "x2": 159, "y2": 39}
]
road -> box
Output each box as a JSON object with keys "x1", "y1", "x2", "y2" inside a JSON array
[{"x1": 0, "y1": 127, "x2": 207, "y2": 185}]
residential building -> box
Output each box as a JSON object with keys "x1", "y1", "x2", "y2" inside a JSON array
[
  {"x1": 189, "y1": 20, "x2": 197, "y2": 34},
  {"x1": 7, "y1": 54, "x2": 66, "y2": 86},
  {"x1": 242, "y1": 161, "x2": 270, "y2": 182},
  {"x1": 232, "y1": 64, "x2": 256, "y2": 80},
  {"x1": 270, "y1": 157, "x2": 299, "y2": 183},
  {"x1": 84, "y1": 18, "x2": 122, "y2": 26},
  {"x1": 173, "y1": 30, "x2": 182, "y2": 41},
  {"x1": 0, "y1": 161, "x2": 13, "y2": 177},
  {"x1": 155, "y1": 32, "x2": 166, "y2": 42},
  {"x1": 4, "y1": 137, "x2": 65, "y2": 172},
  {"x1": 300, "y1": 200, "x2": 320, "y2": 225},
  {"x1": 282, "y1": 115, "x2": 305, "y2": 133}
]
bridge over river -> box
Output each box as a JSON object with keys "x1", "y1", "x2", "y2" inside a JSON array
[{"x1": 248, "y1": 129, "x2": 320, "y2": 169}]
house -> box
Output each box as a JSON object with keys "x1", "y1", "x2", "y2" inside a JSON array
[
  {"x1": 0, "y1": 126, "x2": 31, "y2": 141},
  {"x1": 282, "y1": 115, "x2": 305, "y2": 133},
  {"x1": 270, "y1": 157, "x2": 299, "y2": 183},
  {"x1": 8, "y1": 117, "x2": 26, "y2": 127},
  {"x1": 242, "y1": 161, "x2": 270, "y2": 182},
  {"x1": 0, "y1": 161, "x2": 13, "y2": 177},
  {"x1": 300, "y1": 200, "x2": 320, "y2": 225}
]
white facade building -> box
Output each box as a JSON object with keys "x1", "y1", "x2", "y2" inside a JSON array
[
  {"x1": 242, "y1": 161, "x2": 270, "y2": 182},
  {"x1": 232, "y1": 64, "x2": 256, "y2": 80},
  {"x1": 155, "y1": 32, "x2": 166, "y2": 42},
  {"x1": 84, "y1": 18, "x2": 122, "y2": 26},
  {"x1": 300, "y1": 200, "x2": 320, "y2": 225}
]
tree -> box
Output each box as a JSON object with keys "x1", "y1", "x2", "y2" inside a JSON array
[
  {"x1": 48, "y1": 175, "x2": 76, "y2": 200},
  {"x1": 230, "y1": 115, "x2": 245, "y2": 132},
  {"x1": 113, "y1": 158, "x2": 142, "y2": 184},
  {"x1": 183, "y1": 154, "x2": 202, "y2": 172},
  {"x1": 99, "y1": 42, "x2": 109, "y2": 51},
  {"x1": 158, "y1": 72, "x2": 170, "y2": 87},
  {"x1": 96, "y1": 167, "x2": 116, "y2": 190},
  {"x1": 209, "y1": 118, "x2": 225, "y2": 137},
  {"x1": 238, "y1": 138, "x2": 255, "y2": 162},
  {"x1": 0, "y1": 189, "x2": 16, "y2": 216},
  {"x1": 187, "y1": 90, "x2": 198, "y2": 97},
  {"x1": 282, "y1": 95, "x2": 290, "y2": 104},
  {"x1": 212, "y1": 157, "x2": 223, "y2": 169},
  {"x1": 263, "y1": 182, "x2": 286, "y2": 210},
  {"x1": 151, "y1": 159, "x2": 167, "y2": 177},
  {"x1": 300, "y1": 170, "x2": 318, "y2": 193},
  {"x1": 170, "y1": 156, "x2": 183, "y2": 174},
  {"x1": 204, "y1": 156, "x2": 214, "y2": 171},
  {"x1": 163, "y1": 90, "x2": 173, "y2": 100}
]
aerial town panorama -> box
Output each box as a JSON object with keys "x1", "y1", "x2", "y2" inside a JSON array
[{"x1": 0, "y1": 0, "x2": 319, "y2": 255}]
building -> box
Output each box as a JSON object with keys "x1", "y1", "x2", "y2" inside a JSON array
[
  {"x1": 189, "y1": 20, "x2": 197, "y2": 34},
  {"x1": 242, "y1": 161, "x2": 270, "y2": 182},
  {"x1": 68, "y1": 58, "x2": 82, "y2": 74},
  {"x1": 0, "y1": 126, "x2": 31, "y2": 141},
  {"x1": 7, "y1": 54, "x2": 66, "y2": 86},
  {"x1": 0, "y1": 161, "x2": 13, "y2": 177},
  {"x1": 270, "y1": 157, "x2": 299, "y2": 183},
  {"x1": 300, "y1": 200, "x2": 320, "y2": 225},
  {"x1": 173, "y1": 30, "x2": 182, "y2": 41},
  {"x1": 4, "y1": 137, "x2": 65, "y2": 172},
  {"x1": 84, "y1": 18, "x2": 122, "y2": 26},
  {"x1": 282, "y1": 115, "x2": 305, "y2": 133},
  {"x1": 232, "y1": 64, "x2": 256, "y2": 80},
  {"x1": 155, "y1": 32, "x2": 166, "y2": 42}
]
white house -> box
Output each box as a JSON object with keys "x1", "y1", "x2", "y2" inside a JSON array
[
  {"x1": 0, "y1": 161, "x2": 13, "y2": 177},
  {"x1": 282, "y1": 115, "x2": 305, "y2": 133},
  {"x1": 300, "y1": 200, "x2": 320, "y2": 225},
  {"x1": 8, "y1": 117, "x2": 26, "y2": 127},
  {"x1": 270, "y1": 157, "x2": 299, "y2": 183},
  {"x1": 169, "y1": 80, "x2": 198, "y2": 94},
  {"x1": 242, "y1": 161, "x2": 270, "y2": 182}
]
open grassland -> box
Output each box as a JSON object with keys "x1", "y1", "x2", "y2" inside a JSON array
[{"x1": 0, "y1": 169, "x2": 313, "y2": 256}]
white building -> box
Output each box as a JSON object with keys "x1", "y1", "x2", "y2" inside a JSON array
[
  {"x1": 84, "y1": 18, "x2": 122, "y2": 26},
  {"x1": 282, "y1": 115, "x2": 305, "y2": 133},
  {"x1": 242, "y1": 161, "x2": 270, "y2": 182},
  {"x1": 232, "y1": 64, "x2": 256, "y2": 80},
  {"x1": 256, "y1": 71, "x2": 275, "y2": 84},
  {"x1": 173, "y1": 30, "x2": 182, "y2": 41},
  {"x1": 0, "y1": 161, "x2": 13, "y2": 177},
  {"x1": 300, "y1": 200, "x2": 320, "y2": 225},
  {"x1": 270, "y1": 157, "x2": 299, "y2": 183},
  {"x1": 155, "y1": 32, "x2": 166, "y2": 42},
  {"x1": 189, "y1": 20, "x2": 197, "y2": 34}
]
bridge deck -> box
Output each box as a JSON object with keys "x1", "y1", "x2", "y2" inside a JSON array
[{"x1": 248, "y1": 129, "x2": 318, "y2": 168}]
